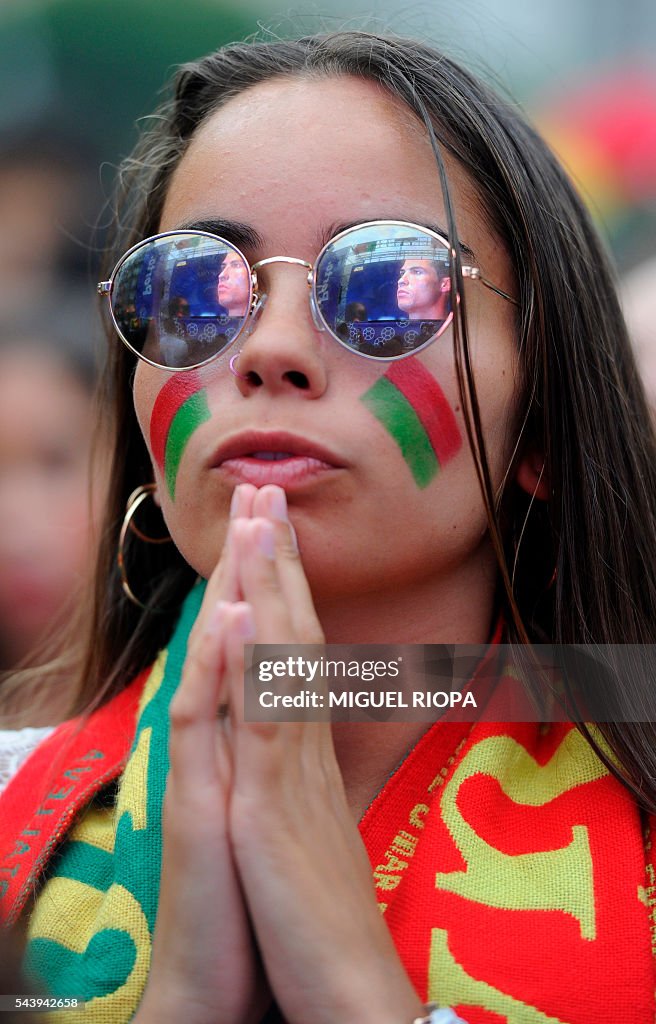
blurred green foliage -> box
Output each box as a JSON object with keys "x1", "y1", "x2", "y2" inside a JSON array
[{"x1": 0, "y1": 0, "x2": 260, "y2": 164}]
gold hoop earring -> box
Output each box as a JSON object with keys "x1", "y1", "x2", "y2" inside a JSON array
[{"x1": 118, "y1": 484, "x2": 172, "y2": 607}]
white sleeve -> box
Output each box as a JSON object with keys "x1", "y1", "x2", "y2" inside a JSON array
[{"x1": 0, "y1": 726, "x2": 55, "y2": 796}]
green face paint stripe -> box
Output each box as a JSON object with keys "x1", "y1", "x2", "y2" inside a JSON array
[
  {"x1": 163, "y1": 390, "x2": 211, "y2": 499},
  {"x1": 361, "y1": 375, "x2": 438, "y2": 488},
  {"x1": 150, "y1": 372, "x2": 204, "y2": 472}
]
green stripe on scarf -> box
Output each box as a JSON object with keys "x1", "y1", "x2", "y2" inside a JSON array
[
  {"x1": 24, "y1": 582, "x2": 206, "y2": 1013},
  {"x1": 53, "y1": 842, "x2": 115, "y2": 892}
]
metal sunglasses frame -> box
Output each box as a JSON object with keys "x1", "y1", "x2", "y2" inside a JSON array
[{"x1": 98, "y1": 219, "x2": 518, "y2": 372}]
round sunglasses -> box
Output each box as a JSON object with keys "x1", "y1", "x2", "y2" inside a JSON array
[{"x1": 98, "y1": 220, "x2": 517, "y2": 371}]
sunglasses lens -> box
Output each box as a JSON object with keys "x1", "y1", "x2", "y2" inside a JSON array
[
  {"x1": 315, "y1": 224, "x2": 452, "y2": 358},
  {"x1": 110, "y1": 233, "x2": 251, "y2": 368}
]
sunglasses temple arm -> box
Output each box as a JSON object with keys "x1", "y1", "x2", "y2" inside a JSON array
[
  {"x1": 480, "y1": 278, "x2": 519, "y2": 305},
  {"x1": 461, "y1": 265, "x2": 517, "y2": 306}
]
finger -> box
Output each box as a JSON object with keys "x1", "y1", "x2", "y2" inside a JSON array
[
  {"x1": 169, "y1": 599, "x2": 229, "y2": 786},
  {"x1": 224, "y1": 597, "x2": 335, "y2": 822},
  {"x1": 222, "y1": 600, "x2": 291, "y2": 745},
  {"x1": 252, "y1": 485, "x2": 298, "y2": 555},
  {"x1": 187, "y1": 483, "x2": 257, "y2": 647},
  {"x1": 231, "y1": 520, "x2": 301, "y2": 643},
  {"x1": 223, "y1": 601, "x2": 255, "y2": 721},
  {"x1": 238, "y1": 493, "x2": 323, "y2": 643},
  {"x1": 210, "y1": 482, "x2": 257, "y2": 604},
  {"x1": 218, "y1": 482, "x2": 258, "y2": 597}
]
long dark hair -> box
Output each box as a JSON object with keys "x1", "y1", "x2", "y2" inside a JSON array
[{"x1": 77, "y1": 31, "x2": 656, "y2": 808}]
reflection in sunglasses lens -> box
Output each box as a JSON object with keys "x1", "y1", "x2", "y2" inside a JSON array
[
  {"x1": 111, "y1": 233, "x2": 251, "y2": 369},
  {"x1": 316, "y1": 224, "x2": 452, "y2": 358},
  {"x1": 111, "y1": 225, "x2": 453, "y2": 368}
]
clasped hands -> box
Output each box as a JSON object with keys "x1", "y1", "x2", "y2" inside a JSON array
[{"x1": 136, "y1": 484, "x2": 423, "y2": 1024}]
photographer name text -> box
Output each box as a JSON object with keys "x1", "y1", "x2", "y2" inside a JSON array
[{"x1": 258, "y1": 689, "x2": 477, "y2": 709}]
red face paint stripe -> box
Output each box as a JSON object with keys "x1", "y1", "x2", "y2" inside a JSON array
[
  {"x1": 149, "y1": 372, "x2": 203, "y2": 471},
  {"x1": 386, "y1": 357, "x2": 461, "y2": 465}
]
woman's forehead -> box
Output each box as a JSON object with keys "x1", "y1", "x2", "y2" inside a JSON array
[
  {"x1": 163, "y1": 77, "x2": 441, "y2": 220},
  {"x1": 187, "y1": 74, "x2": 421, "y2": 146},
  {"x1": 160, "y1": 74, "x2": 500, "y2": 275}
]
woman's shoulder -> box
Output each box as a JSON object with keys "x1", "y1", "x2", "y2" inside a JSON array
[{"x1": 0, "y1": 669, "x2": 151, "y2": 926}]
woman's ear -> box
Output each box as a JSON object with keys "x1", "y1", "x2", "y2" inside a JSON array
[{"x1": 515, "y1": 448, "x2": 550, "y2": 501}]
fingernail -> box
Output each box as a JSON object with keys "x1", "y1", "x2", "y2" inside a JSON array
[
  {"x1": 288, "y1": 523, "x2": 299, "y2": 553},
  {"x1": 267, "y1": 486, "x2": 288, "y2": 521},
  {"x1": 257, "y1": 520, "x2": 276, "y2": 559}
]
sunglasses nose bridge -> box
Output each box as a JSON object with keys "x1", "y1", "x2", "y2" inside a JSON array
[
  {"x1": 250, "y1": 255, "x2": 312, "y2": 274},
  {"x1": 244, "y1": 291, "x2": 268, "y2": 337},
  {"x1": 248, "y1": 255, "x2": 317, "y2": 330}
]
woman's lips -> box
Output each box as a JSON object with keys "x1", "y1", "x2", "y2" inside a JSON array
[
  {"x1": 218, "y1": 454, "x2": 338, "y2": 487},
  {"x1": 210, "y1": 432, "x2": 345, "y2": 489}
]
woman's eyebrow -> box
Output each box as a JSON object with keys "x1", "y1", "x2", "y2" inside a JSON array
[
  {"x1": 319, "y1": 220, "x2": 476, "y2": 260},
  {"x1": 175, "y1": 218, "x2": 264, "y2": 250},
  {"x1": 172, "y1": 217, "x2": 476, "y2": 262}
]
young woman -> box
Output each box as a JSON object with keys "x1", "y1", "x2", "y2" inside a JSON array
[{"x1": 2, "y1": 30, "x2": 656, "y2": 1024}]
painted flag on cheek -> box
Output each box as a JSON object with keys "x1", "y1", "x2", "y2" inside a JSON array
[
  {"x1": 361, "y1": 358, "x2": 462, "y2": 488},
  {"x1": 149, "y1": 373, "x2": 211, "y2": 500}
]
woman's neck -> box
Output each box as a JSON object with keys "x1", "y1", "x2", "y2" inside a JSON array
[
  {"x1": 316, "y1": 542, "x2": 498, "y2": 646},
  {"x1": 319, "y1": 543, "x2": 498, "y2": 815},
  {"x1": 318, "y1": 544, "x2": 498, "y2": 816}
]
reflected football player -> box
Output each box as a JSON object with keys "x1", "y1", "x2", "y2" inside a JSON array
[
  {"x1": 217, "y1": 254, "x2": 251, "y2": 316},
  {"x1": 396, "y1": 259, "x2": 450, "y2": 320}
]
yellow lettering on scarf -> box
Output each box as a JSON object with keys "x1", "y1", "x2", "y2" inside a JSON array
[
  {"x1": 436, "y1": 731, "x2": 607, "y2": 940},
  {"x1": 409, "y1": 803, "x2": 429, "y2": 828},
  {"x1": 429, "y1": 928, "x2": 566, "y2": 1023},
  {"x1": 391, "y1": 830, "x2": 419, "y2": 857},
  {"x1": 644, "y1": 860, "x2": 656, "y2": 956},
  {"x1": 373, "y1": 871, "x2": 401, "y2": 891},
  {"x1": 375, "y1": 809, "x2": 428, "y2": 893}
]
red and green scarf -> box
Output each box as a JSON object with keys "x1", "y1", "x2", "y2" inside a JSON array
[{"x1": 1, "y1": 585, "x2": 654, "y2": 1023}]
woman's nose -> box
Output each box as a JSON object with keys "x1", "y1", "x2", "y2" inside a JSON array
[{"x1": 231, "y1": 267, "x2": 328, "y2": 398}]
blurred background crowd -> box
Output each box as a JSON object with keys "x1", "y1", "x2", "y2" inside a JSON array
[{"x1": 0, "y1": 0, "x2": 654, "y2": 674}]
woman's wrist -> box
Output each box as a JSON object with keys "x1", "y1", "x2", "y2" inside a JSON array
[
  {"x1": 330, "y1": 959, "x2": 469, "y2": 1024},
  {"x1": 322, "y1": 956, "x2": 424, "y2": 1024}
]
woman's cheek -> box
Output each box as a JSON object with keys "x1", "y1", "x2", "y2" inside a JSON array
[
  {"x1": 359, "y1": 357, "x2": 462, "y2": 489},
  {"x1": 146, "y1": 372, "x2": 211, "y2": 501}
]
